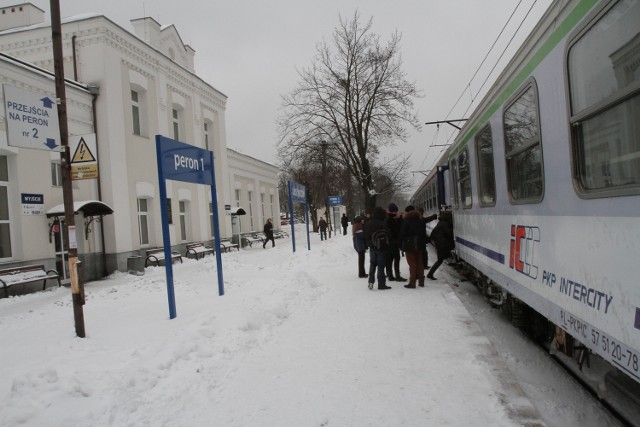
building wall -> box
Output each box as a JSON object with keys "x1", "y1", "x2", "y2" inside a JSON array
[
  {"x1": 0, "y1": 7, "x2": 279, "y2": 282},
  {"x1": 0, "y1": 54, "x2": 98, "y2": 277}
]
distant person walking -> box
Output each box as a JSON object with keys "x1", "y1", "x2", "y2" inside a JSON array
[
  {"x1": 341, "y1": 213, "x2": 349, "y2": 236},
  {"x1": 318, "y1": 218, "x2": 328, "y2": 241},
  {"x1": 262, "y1": 218, "x2": 275, "y2": 248},
  {"x1": 427, "y1": 211, "x2": 455, "y2": 280}
]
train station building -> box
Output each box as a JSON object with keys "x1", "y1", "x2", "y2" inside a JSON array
[{"x1": 0, "y1": 3, "x2": 280, "y2": 284}]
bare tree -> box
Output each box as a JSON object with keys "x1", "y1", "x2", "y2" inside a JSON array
[{"x1": 278, "y1": 11, "x2": 421, "y2": 213}]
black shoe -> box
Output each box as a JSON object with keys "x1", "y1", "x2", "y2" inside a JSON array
[
  {"x1": 387, "y1": 276, "x2": 396, "y2": 281},
  {"x1": 368, "y1": 282, "x2": 374, "y2": 290},
  {"x1": 378, "y1": 285, "x2": 392, "y2": 290},
  {"x1": 359, "y1": 274, "x2": 368, "y2": 278},
  {"x1": 404, "y1": 284, "x2": 416, "y2": 289},
  {"x1": 427, "y1": 275, "x2": 437, "y2": 280},
  {"x1": 395, "y1": 276, "x2": 407, "y2": 282},
  {"x1": 418, "y1": 283, "x2": 425, "y2": 287}
]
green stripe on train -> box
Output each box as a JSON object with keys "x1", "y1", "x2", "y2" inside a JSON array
[{"x1": 450, "y1": 0, "x2": 599, "y2": 159}]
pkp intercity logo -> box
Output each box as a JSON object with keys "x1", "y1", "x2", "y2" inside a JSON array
[{"x1": 509, "y1": 224, "x2": 539, "y2": 279}]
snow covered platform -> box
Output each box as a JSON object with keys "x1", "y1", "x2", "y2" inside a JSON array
[{"x1": 0, "y1": 228, "x2": 548, "y2": 426}]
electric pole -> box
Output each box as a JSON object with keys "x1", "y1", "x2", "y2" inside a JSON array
[{"x1": 51, "y1": 0, "x2": 85, "y2": 337}]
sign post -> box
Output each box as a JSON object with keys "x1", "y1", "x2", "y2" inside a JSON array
[
  {"x1": 288, "y1": 181, "x2": 310, "y2": 252},
  {"x1": 156, "y1": 135, "x2": 224, "y2": 319}
]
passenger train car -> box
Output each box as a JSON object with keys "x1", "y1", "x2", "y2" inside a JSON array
[{"x1": 413, "y1": 0, "x2": 639, "y2": 420}]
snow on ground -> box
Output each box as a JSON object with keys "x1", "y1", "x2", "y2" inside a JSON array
[{"x1": 0, "y1": 226, "x2": 617, "y2": 426}]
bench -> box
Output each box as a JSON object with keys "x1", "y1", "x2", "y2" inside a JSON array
[
  {"x1": 218, "y1": 238, "x2": 239, "y2": 252},
  {"x1": 0, "y1": 265, "x2": 61, "y2": 297},
  {"x1": 274, "y1": 230, "x2": 289, "y2": 239},
  {"x1": 185, "y1": 242, "x2": 214, "y2": 260},
  {"x1": 145, "y1": 249, "x2": 183, "y2": 267},
  {"x1": 241, "y1": 234, "x2": 264, "y2": 248}
]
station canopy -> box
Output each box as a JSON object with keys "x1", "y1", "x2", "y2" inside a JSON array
[{"x1": 46, "y1": 200, "x2": 114, "y2": 218}]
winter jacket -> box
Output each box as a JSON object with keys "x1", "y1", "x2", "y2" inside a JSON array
[
  {"x1": 352, "y1": 221, "x2": 367, "y2": 253},
  {"x1": 363, "y1": 208, "x2": 390, "y2": 250},
  {"x1": 385, "y1": 214, "x2": 403, "y2": 248},
  {"x1": 430, "y1": 215, "x2": 455, "y2": 258},
  {"x1": 398, "y1": 210, "x2": 427, "y2": 252},
  {"x1": 263, "y1": 221, "x2": 274, "y2": 239}
]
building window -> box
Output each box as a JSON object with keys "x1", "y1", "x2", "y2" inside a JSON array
[
  {"x1": 456, "y1": 148, "x2": 472, "y2": 208},
  {"x1": 235, "y1": 189, "x2": 240, "y2": 207},
  {"x1": 270, "y1": 194, "x2": 274, "y2": 219},
  {"x1": 131, "y1": 90, "x2": 141, "y2": 135},
  {"x1": 475, "y1": 125, "x2": 496, "y2": 207},
  {"x1": 172, "y1": 107, "x2": 181, "y2": 141},
  {"x1": 248, "y1": 191, "x2": 254, "y2": 229},
  {"x1": 0, "y1": 155, "x2": 12, "y2": 258},
  {"x1": 179, "y1": 201, "x2": 188, "y2": 242},
  {"x1": 260, "y1": 193, "x2": 265, "y2": 219},
  {"x1": 204, "y1": 120, "x2": 213, "y2": 151},
  {"x1": 137, "y1": 198, "x2": 149, "y2": 246},
  {"x1": 51, "y1": 161, "x2": 62, "y2": 187},
  {"x1": 503, "y1": 82, "x2": 543, "y2": 203},
  {"x1": 568, "y1": 0, "x2": 640, "y2": 196}
]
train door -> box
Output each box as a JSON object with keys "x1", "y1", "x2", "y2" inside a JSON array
[{"x1": 51, "y1": 219, "x2": 70, "y2": 283}]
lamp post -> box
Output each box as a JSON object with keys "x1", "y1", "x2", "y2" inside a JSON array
[{"x1": 320, "y1": 140, "x2": 331, "y2": 238}]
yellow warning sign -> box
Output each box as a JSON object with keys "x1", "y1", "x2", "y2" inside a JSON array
[
  {"x1": 71, "y1": 137, "x2": 96, "y2": 163},
  {"x1": 72, "y1": 164, "x2": 99, "y2": 180}
]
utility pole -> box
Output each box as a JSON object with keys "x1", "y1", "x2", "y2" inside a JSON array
[
  {"x1": 51, "y1": 0, "x2": 85, "y2": 337},
  {"x1": 320, "y1": 141, "x2": 331, "y2": 238}
]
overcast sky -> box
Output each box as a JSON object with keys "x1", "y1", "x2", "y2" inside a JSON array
[{"x1": 18, "y1": 0, "x2": 552, "y2": 194}]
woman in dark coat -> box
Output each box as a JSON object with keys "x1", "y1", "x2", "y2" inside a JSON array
[
  {"x1": 397, "y1": 205, "x2": 427, "y2": 288},
  {"x1": 427, "y1": 211, "x2": 454, "y2": 280},
  {"x1": 352, "y1": 215, "x2": 368, "y2": 278},
  {"x1": 262, "y1": 218, "x2": 275, "y2": 248}
]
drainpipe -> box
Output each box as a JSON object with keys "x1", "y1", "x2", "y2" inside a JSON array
[
  {"x1": 72, "y1": 35, "x2": 78, "y2": 80},
  {"x1": 87, "y1": 84, "x2": 108, "y2": 277}
]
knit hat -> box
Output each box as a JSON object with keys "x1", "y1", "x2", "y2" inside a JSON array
[
  {"x1": 404, "y1": 205, "x2": 415, "y2": 212},
  {"x1": 387, "y1": 203, "x2": 399, "y2": 213}
]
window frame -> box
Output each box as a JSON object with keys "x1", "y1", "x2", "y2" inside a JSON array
[
  {"x1": 455, "y1": 147, "x2": 473, "y2": 209},
  {"x1": 137, "y1": 197, "x2": 150, "y2": 247},
  {"x1": 566, "y1": 0, "x2": 640, "y2": 198},
  {"x1": 502, "y1": 78, "x2": 545, "y2": 204},
  {"x1": 475, "y1": 124, "x2": 497, "y2": 207},
  {"x1": 0, "y1": 155, "x2": 13, "y2": 259}
]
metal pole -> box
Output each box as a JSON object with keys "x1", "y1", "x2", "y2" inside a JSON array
[
  {"x1": 321, "y1": 141, "x2": 331, "y2": 238},
  {"x1": 51, "y1": 0, "x2": 85, "y2": 337}
]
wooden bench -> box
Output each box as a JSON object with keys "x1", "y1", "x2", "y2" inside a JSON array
[
  {"x1": 145, "y1": 249, "x2": 183, "y2": 267},
  {"x1": 241, "y1": 234, "x2": 264, "y2": 248},
  {"x1": 0, "y1": 265, "x2": 61, "y2": 297},
  {"x1": 274, "y1": 230, "x2": 289, "y2": 239},
  {"x1": 185, "y1": 242, "x2": 214, "y2": 260},
  {"x1": 218, "y1": 238, "x2": 239, "y2": 252}
]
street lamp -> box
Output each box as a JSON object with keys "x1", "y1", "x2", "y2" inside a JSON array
[{"x1": 320, "y1": 140, "x2": 331, "y2": 237}]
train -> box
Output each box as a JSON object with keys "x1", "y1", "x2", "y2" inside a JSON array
[{"x1": 412, "y1": 0, "x2": 639, "y2": 422}]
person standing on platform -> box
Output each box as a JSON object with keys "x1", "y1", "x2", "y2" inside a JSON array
[
  {"x1": 385, "y1": 203, "x2": 406, "y2": 282},
  {"x1": 398, "y1": 205, "x2": 427, "y2": 288},
  {"x1": 341, "y1": 213, "x2": 349, "y2": 236},
  {"x1": 364, "y1": 207, "x2": 392, "y2": 290},
  {"x1": 352, "y1": 215, "x2": 368, "y2": 278},
  {"x1": 318, "y1": 217, "x2": 328, "y2": 241}
]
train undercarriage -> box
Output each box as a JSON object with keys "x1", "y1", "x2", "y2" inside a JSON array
[{"x1": 453, "y1": 259, "x2": 640, "y2": 426}]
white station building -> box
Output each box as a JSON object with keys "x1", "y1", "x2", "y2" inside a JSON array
[{"x1": 0, "y1": 3, "x2": 280, "y2": 285}]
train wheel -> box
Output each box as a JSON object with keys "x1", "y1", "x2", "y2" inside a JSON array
[{"x1": 510, "y1": 296, "x2": 528, "y2": 330}]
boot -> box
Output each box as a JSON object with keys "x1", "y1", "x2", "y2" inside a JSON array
[
  {"x1": 395, "y1": 273, "x2": 407, "y2": 282},
  {"x1": 404, "y1": 284, "x2": 416, "y2": 289}
]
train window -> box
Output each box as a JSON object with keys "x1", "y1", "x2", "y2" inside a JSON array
[
  {"x1": 456, "y1": 148, "x2": 472, "y2": 208},
  {"x1": 450, "y1": 159, "x2": 459, "y2": 209},
  {"x1": 503, "y1": 82, "x2": 544, "y2": 203},
  {"x1": 475, "y1": 125, "x2": 496, "y2": 206},
  {"x1": 568, "y1": 0, "x2": 640, "y2": 196}
]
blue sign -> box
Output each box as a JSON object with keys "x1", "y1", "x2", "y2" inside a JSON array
[
  {"x1": 328, "y1": 195, "x2": 343, "y2": 205},
  {"x1": 290, "y1": 181, "x2": 307, "y2": 203},
  {"x1": 155, "y1": 135, "x2": 224, "y2": 319},
  {"x1": 157, "y1": 136, "x2": 213, "y2": 185},
  {"x1": 21, "y1": 193, "x2": 44, "y2": 204}
]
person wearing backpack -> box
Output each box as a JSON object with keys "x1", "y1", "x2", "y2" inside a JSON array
[
  {"x1": 398, "y1": 205, "x2": 427, "y2": 288},
  {"x1": 363, "y1": 206, "x2": 392, "y2": 290}
]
